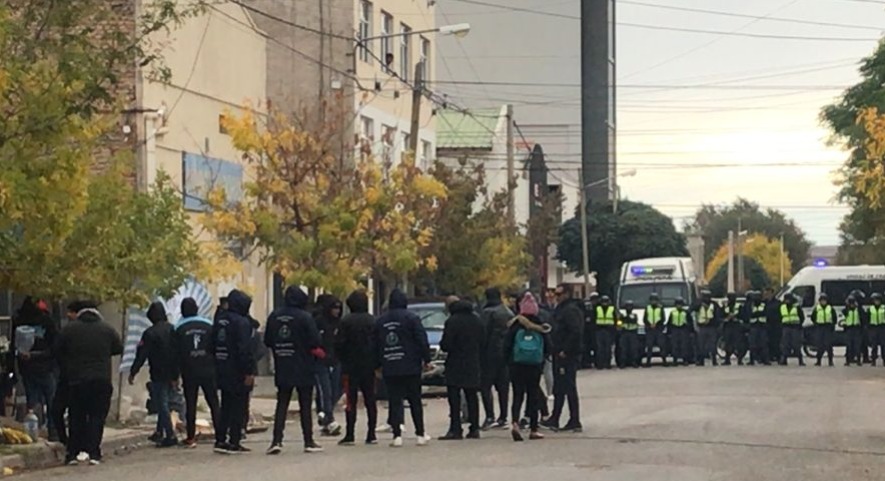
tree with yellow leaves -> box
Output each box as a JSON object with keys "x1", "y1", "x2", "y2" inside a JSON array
[{"x1": 706, "y1": 233, "x2": 792, "y2": 291}]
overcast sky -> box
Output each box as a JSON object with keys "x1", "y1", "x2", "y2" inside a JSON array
[{"x1": 436, "y1": 0, "x2": 885, "y2": 247}]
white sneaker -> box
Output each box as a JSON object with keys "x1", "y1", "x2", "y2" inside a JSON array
[
  {"x1": 390, "y1": 436, "x2": 403, "y2": 448},
  {"x1": 327, "y1": 421, "x2": 342, "y2": 436},
  {"x1": 417, "y1": 434, "x2": 430, "y2": 447},
  {"x1": 88, "y1": 459, "x2": 101, "y2": 466},
  {"x1": 76, "y1": 452, "x2": 90, "y2": 463}
]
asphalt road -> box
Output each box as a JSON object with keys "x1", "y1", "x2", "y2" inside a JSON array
[{"x1": 22, "y1": 365, "x2": 885, "y2": 481}]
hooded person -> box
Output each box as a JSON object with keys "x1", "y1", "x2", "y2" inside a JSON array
[
  {"x1": 313, "y1": 295, "x2": 343, "y2": 436},
  {"x1": 53, "y1": 302, "x2": 123, "y2": 465},
  {"x1": 542, "y1": 285, "x2": 584, "y2": 433},
  {"x1": 174, "y1": 298, "x2": 219, "y2": 448},
  {"x1": 335, "y1": 290, "x2": 378, "y2": 446},
  {"x1": 439, "y1": 297, "x2": 485, "y2": 441},
  {"x1": 265, "y1": 286, "x2": 324, "y2": 455},
  {"x1": 479, "y1": 287, "x2": 513, "y2": 430},
  {"x1": 375, "y1": 289, "x2": 431, "y2": 447},
  {"x1": 212, "y1": 289, "x2": 256, "y2": 454},
  {"x1": 129, "y1": 302, "x2": 179, "y2": 447},
  {"x1": 12, "y1": 297, "x2": 59, "y2": 439}
]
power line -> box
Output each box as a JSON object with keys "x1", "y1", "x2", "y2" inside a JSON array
[{"x1": 427, "y1": 80, "x2": 847, "y2": 90}]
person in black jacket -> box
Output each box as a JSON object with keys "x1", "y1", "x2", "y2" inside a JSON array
[
  {"x1": 314, "y1": 295, "x2": 343, "y2": 436},
  {"x1": 375, "y1": 289, "x2": 431, "y2": 447},
  {"x1": 335, "y1": 290, "x2": 378, "y2": 446},
  {"x1": 174, "y1": 298, "x2": 219, "y2": 448},
  {"x1": 542, "y1": 285, "x2": 583, "y2": 433},
  {"x1": 11, "y1": 297, "x2": 59, "y2": 439},
  {"x1": 212, "y1": 289, "x2": 256, "y2": 454},
  {"x1": 53, "y1": 303, "x2": 123, "y2": 465},
  {"x1": 129, "y1": 302, "x2": 179, "y2": 447},
  {"x1": 504, "y1": 292, "x2": 551, "y2": 442},
  {"x1": 265, "y1": 286, "x2": 324, "y2": 455},
  {"x1": 439, "y1": 297, "x2": 484, "y2": 441},
  {"x1": 479, "y1": 288, "x2": 512, "y2": 430}
]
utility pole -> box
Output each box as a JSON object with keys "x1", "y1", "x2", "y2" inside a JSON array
[
  {"x1": 737, "y1": 217, "x2": 744, "y2": 292},
  {"x1": 408, "y1": 62, "x2": 423, "y2": 156},
  {"x1": 506, "y1": 104, "x2": 515, "y2": 224},
  {"x1": 580, "y1": 179, "x2": 591, "y2": 297},
  {"x1": 581, "y1": 0, "x2": 615, "y2": 202},
  {"x1": 727, "y1": 230, "x2": 735, "y2": 293},
  {"x1": 779, "y1": 233, "x2": 785, "y2": 286}
]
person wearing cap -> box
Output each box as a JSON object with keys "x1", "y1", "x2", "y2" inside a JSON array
[
  {"x1": 667, "y1": 297, "x2": 693, "y2": 366},
  {"x1": 694, "y1": 290, "x2": 721, "y2": 367},
  {"x1": 868, "y1": 293, "x2": 885, "y2": 366},
  {"x1": 582, "y1": 292, "x2": 600, "y2": 368},
  {"x1": 747, "y1": 291, "x2": 770, "y2": 366},
  {"x1": 842, "y1": 295, "x2": 865, "y2": 366},
  {"x1": 592, "y1": 295, "x2": 618, "y2": 369},
  {"x1": 644, "y1": 294, "x2": 668, "y2": 367},
  {"x1": 721, "y1": 293, "x2": 745, "y2": 365},
  {"x1": 810, "y1": 293, "x2": 836, "y2": 367},
  {"x1": 543, "y1": 285, "x2": 584, "y2": 432},
  {"x1": 618, "y1": 301, "x2": 641, "y2": 368},
  {"x1": 778, "y1": 295, "x2": 806, "y2": 366}
]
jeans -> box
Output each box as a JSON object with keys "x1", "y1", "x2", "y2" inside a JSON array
[
  {"x1": 23, "y1": 372, "x2": 57, "y2": 430},
  {"x1": 480, "y1": 362, "x2": 508, "y2": 422},
  {"x1": 67, "y1": 380, "x2": 112, "y2": 460},
  {"x1": 446, "y1": 386, "x2": 479, "y2": 434},
  {"x1": 314, "y1": 365, "x2": 336, "y2": 425},
  {"x1": 272, "y1": 385, "x2": 314, "y2": 445},
  {"x1": 182, "y1": 376, "x2": 220, "y2": 441},
  {"x1": 510, "y1": 363, "x2": 542, "y2": 431},
  {"x1": 343, "y1": 374, "x2": 377, "y2": 440},
  {"x1": 149, "y1": 381, "x2": 175, "y2": 440},
  {"x1": 385, "y1": 375, "x2": 424, "y2": 438},
  {"x1": 218, "y1": 387, "x2": 248, "y2": 446}
]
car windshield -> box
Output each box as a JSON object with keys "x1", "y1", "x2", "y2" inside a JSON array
[
  {"x1": 618, "y1": 283, "x2": 689, "y2": 309},
  {"x1": 411, "y1": 305, "x2": 447, "y2": 330}
]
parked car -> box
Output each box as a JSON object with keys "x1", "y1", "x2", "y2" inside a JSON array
[{"x1": 409, "y1": 301, "x2": 448, "y2": 387}]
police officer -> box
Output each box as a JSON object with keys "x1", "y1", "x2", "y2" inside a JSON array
[
  {"x1": 721, "y1": 293, "x2": 745, "y2": 365},
  {"x1": 694, "y1": 290, "x2": 721, "y2": 366},
  {"x1": 842, "y1": 295, "x2": 865, "y2": 366},
  {"x1": 747, "y1": 291, "x2": 770, "y2": 366},
  {"x1": 868, "y1": 293, "x2": 885, "y2": 366},
  {"x1": 593, "y1": 295, "x2": 617, "y2": 369},
  {"x1": 778, "y1": 295, "x2": 806, "y2": 366},
  {"x1": 667, "y1": 297, "x2": 693, "y2": 366},
  {"x1": 811, "y1": 293, "x2": 836, "y2": 367},
  {"x1": 618, "y1": 301, "x2": 641, "y2": 368},
  {"x1": 582, "y1": 292, "x2": 600, "y2": 369},
  {"x1": 644, "y1": 294, "x2": 668, "y2": 367}
]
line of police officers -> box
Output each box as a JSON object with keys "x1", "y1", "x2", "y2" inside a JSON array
[{"x1": 581, "y1": 289, "x2": 885, "y2": 368}]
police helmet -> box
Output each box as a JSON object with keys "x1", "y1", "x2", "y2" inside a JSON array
[
  {"x1": 600, "y1": 295, "x2": 611, "y2": 303},
  {"x1": 701, "y1": 289, "x2": 712, "y2": 299},
  {"x1": 674, "y1": 296, "x2": 685, "y2": 305},
  {"x1": 726, "y1": 292, "x2": 737, "y2": 300},
  {"x1": 847, "y1": 295, "x2": 857, "y2": 304},
  {"x1": 785, "y1": 295, "x2": 795, "y2": 304},
  {"x1": 873, "y1": 293, "x2": 883, "y2": 301},
  {"x1": 819, "y1": 293, "x2": 829, "y2": 301},
  {"x1": 649, "y1": 293, "x2": 660, "y2": 302},
  {"x1": 624, "y1": 300, "x2": 635, "y2": 309},
  {"x1": 589, "y1": 292, "x2": 600, "y2": 301}
]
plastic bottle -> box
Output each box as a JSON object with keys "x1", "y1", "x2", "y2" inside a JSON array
[{"x1": 23, "y1": 410, "x2": 38, "y2": 442}]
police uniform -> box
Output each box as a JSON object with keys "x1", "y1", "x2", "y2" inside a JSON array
[
  {"x1": 778, "y1": 302, "x2": 805, "y2": 366},
  {"x1": 667, "y1": 306, "x2": 693, "y2": 366},
  {"x1": 594, "y1": 304, "x2": 617, "y2": 369},
  {"x1": 748, "y1": 301, "x2": 770, "y2": 365},
  {"x1": 869, "y1": 301, "x2": 885, "y2": 365},
  {"x1": 644, "y1": 304, "x2": 668, "y2": 366},
  {"x1": 842, "y1": 305, "x2": 865, "y2": 366},
  {"x1": 811, "y1": 302, "x2": 836, "y2": 366},
  {"x1": 695, "y1": 301, "x2": 720, "y2": 366},
  {"x1": 721, "y1": 299, "x2": 745, "y2": 365},
  {"x1": 618, "y1": 310, "x2": 641, "y2": 368}
]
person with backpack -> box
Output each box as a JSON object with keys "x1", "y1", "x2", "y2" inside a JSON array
[
  {"x1": 503, "y1": 292, "x2": 552, "y2": 442},
  {"x1": 334, "y1": 290, "x2": 378, "y2": 446}
]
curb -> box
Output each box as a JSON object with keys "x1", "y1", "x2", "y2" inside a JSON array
[{"x1": 0, "y1": 431, "x2": 151, "y2": 476}]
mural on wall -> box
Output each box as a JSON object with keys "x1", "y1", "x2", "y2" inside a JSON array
[{"x1": 120, "y1": 277, "x2": 214, "y2": 372}]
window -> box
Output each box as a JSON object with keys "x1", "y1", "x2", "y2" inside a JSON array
[
  {"x1": 418, "y1": 37, "x2": 430, "y2": 81},
  {"x1": 400, "y1": 23, "x2": 411, "y2": 81},
  {"x1": 182, "y1": 152, "x2": 243, "y2": 211},
  {"x1": 381, "y1": 124, "x2": 396, "y2": 161},
  {"x1": 380, "y1": 12, "x2": 393, "y2": 73},
  {"x1": 358, "y1": 1, "x2": 373, "y2": 63},
  {"x1": 787, "y1": 285, "x2": 817, "y2": 308},
  {"x1": 360, "y1": 116, "x2": 374, "y2": 142},
  {"x1": 821, "y1": 280, "x2": 870, "y2": 305},
  {"x1": 421, "y1": 140, "x2": 432, "y2": 167},
  {"x1": 401, "y1": 132, "x2": 411, "y2": 157}
]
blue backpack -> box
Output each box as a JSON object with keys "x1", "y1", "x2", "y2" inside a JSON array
[{"x1": 512, "y1": 327, "x2": 544, "y2": 365}]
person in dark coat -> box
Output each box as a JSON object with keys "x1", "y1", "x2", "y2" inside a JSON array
[
  {"x1": 12, "y1": 297, "x2": 59, "y2": 439},
  {"x1": 479, "y1": 287, "x2": 513, "y2": 430},
  {"x1": 264, "y1": 286, "x2": 324, "y2": 454},
  {"x1": 439, "y1": 297, "x2": 485, "y2": 441},
  {"x1": 53, "y1": 303, "x2": 123, "y2": 465},
  {"x1": 212, "y1": 290, "x2": 256, "y2": 454},
  {"x1": 174, "y1": 298, "x2": 219, "y2": 448},
  {"x1": 335, "y1": 290, "x2": 378, "y2": 446},
  {"x1": 49, "y1": 301, "x2": 85, "y2": 446},
  {"x1": 763, "y1": 288, "x2": 783, "y2": 362},
  {"x1": 504, "y1": 292, "x2": 551, "y2": 442},
  {"x1": 375, "y1": 289, "x2": 431, "y2": 447},
  {"x1": 314, "y1": 295, "x2": 343, "y2": 436},
  {"x1": 543, "y1": 285, "x2": 583, "y2": 432}
]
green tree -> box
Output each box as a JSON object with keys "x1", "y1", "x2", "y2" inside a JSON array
[
  {"x1": 558, "y1": 200, "x2": 687, "y2": 296},
  {"x1": 708, "y1": 257, "x2": 771, "y2": 297}
]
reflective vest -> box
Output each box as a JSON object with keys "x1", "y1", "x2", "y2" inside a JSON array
[
  {"x1": 669, "y1": 309, "x2": 688, "y2": 328},
  {"x1": 813, "y1": 305, "x2": 834, "y2": 325},
  {"x1": 870, "y1": 305, "x2": 885, "y2": 326},
  {"x1": 621, "y1": 314, "x2": 639, "y2": 331},
  {"x1": 645, "y1": 306, "x2": 664, "y2": 327},
  {"x1": 596, "y1": 306, "x2": 615, "y2": 326},
  {"x1": 780, "y1": 304, "x2": 800, "y2": 325},
  {"x1": 844, "y1": 308, "x2": 861, "y2": 327},
  {"x1": 697, "y1": 304, "x2": 715, "y2": 325},
  {"x1": 750, "y1": 305, "x2": 766, "y2": 324},
  {"x1": 724, "y1": 303, "x2": 743, "y2": 322}
]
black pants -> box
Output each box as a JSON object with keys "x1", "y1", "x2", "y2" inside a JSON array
[
  {"x1": 869, "y1": 326, "x2": 885, "y2": 362},
  {"x1": 619, "y1": 331, "x2": 641, "y2": 367},
  {"x1": 861, "y1": 327, "x2": 872, "y2": 363},
  {"x1": 779, "y1": 326, "x2": 804, "y2": 364},
  {"x1": 669, "y1": 328, "x2": 690, "y2": 364},
  {"x1": 218, "y1": 387, "x2": 248, "y2": 446},
  {"x1": 272, "y1": 385, "x2": 313, "y2": 445},
  {"x1": 845, "y1": 327, "x2": 863, "y2": 365},
  {"x1": 768, "y1": 322, "x2": 782, "y2": 361},
  {"x1": 697, "y1": 326, "x2": 719, "y2": 365},
  {"x1": 480, "y1": 362, "x2": 508, "y2": 422},
  {"x1": 386, "y1": 375, "x2": 424, "y2": 438},
  {"x1": 550, "y1": 358, "x2": 579, "y2": 426},
  {"x1": 50, "y1": 381, "x2": 68, "y2": 445},
  {"x1": 596, "y1": 327, "x2": 615, "y2": 369},
  {"x1": 67, "y1": 380, "x2": 112, "y2": 460},
  {"x1": 510, "y1": 363, "x2": 542, "y2": 431},
  {"x1": 183, "y1": 376, "x2": 220, "y2": 441},
  {"x1": 343, "y1": 373, "x2": 377, "y2": 440},
  {"x1": 749, "y1": 324, "x2": 770, "y2": 364},
  {"x1": 446, "y1": 386, "x2": 479, "y2": 434},
  {"x1": 582, "y1": 322, "x2": 595, "y2": 368},
  {"x1": 815, "y1": 325, "x2": 835, "y2": 364},
  {"x1": 645, "y1": 328, "x2": 667, "y2": 364},
  {"x1": 722, "y1": 323, "x2": 745, "y2": 363}
]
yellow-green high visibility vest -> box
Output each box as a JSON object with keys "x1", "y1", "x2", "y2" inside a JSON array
[
  {"x1": 596, "y1": 306, "x2": 615, "y2": 326},
  {"x1": 780, "y1": 304, "x2": 800, "y2": 325},
  {"x1": 813, "y1": 305, "x2": 834, "y2": 325},
  {"x1": 724, "y1": 303, "x2": 743, "y2": 321},
  {"x1": 622, "y1": 314, "x2": 639, "y2": 331},
  {"x1": 697, "y1": 304, "x2": 715, "y2": 325},
  {"x1": 750, "y1": 305, "x2": 766, "y2": 324},
  {"x1": 871, "y1": 306, "x2": 885, "y2": 326},
  {"x1": 844, "y1": 308, "x2": 861, "y2": 327},
  {"x1": 645, "y1": 306, "x2": 663, "y2": 327},
  {"x1": 670, "y1": 309, "x2": 687, "y2": 328}
]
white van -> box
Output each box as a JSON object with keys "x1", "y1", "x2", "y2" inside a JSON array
[
  {"x1": 778, "y1": 265, "x2": 885, "y2": 313},
  {"x1": 616, "y1": 257, "x2": 701, "y2": 334}
]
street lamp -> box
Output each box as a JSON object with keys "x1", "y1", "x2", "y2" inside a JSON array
[
  {"x1": 359, "y1": 23, "x2": 471, "y2": 43},
  {"x1": 579, "y1": 169, "x2": 638, "y2": 297}
]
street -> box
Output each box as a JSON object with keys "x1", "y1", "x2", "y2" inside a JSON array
[{"x1": 20, "y1": 365, "x2": 885, "y2": 481}]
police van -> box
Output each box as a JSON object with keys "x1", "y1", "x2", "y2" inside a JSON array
[{"x1": 616, "y1": 257, "x2": 701, "y2": 335}]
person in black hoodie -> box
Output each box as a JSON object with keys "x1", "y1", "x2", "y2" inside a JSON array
[
  {"x1": 212, "y1": 290, "x2": 256, "y2": 454},
  {"x1": 314, "y1": 295, "x2": 343, "y2": 436},
  {"x1": 53, "y1": 302, "x2": 123, "y2": 465},
  {"x1": 11, "y1": 297, "x2": 59, "y2": 439},
  {"x1": 543, "y1": 285, "x2": 584, "y2": 432},
  {"x1": 335, "y1": 290, "x2": 378, "y2": 446},
  {"x1": 479, "y1": 288, "x2": 513, "y2": 430},
  {"x1": 173, "y1": 298, "x2": 219, "y2": 448},
  {"x1": 129, "y1": 302, "x2": 179, "y2": 447},
  {"x1": 375, "y1": 289, "x2": 431, "y2": 447},
  {"x1": 439, "y1": 296, "x2": 484, "y2": 441},
  {"x1": 265, "y1": 286, "x2": 324, "y2": 455}
]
